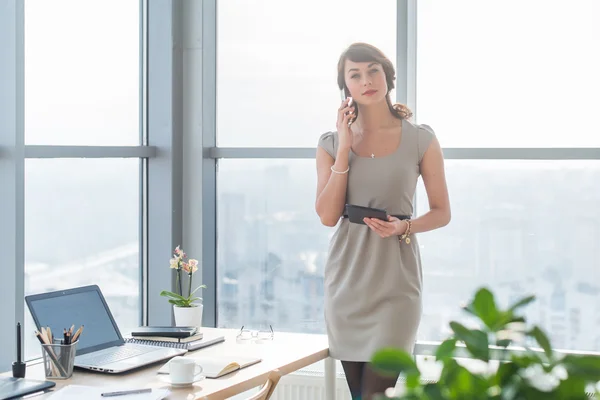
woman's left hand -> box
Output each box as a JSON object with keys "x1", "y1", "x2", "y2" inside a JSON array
[{"x1": 363, "y1": 215, "x2": 408, "y2": 238}]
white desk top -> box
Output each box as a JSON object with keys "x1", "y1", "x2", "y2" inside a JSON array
[{"x1": 3, "y1": 327, "x2": 329, "y2": 400}]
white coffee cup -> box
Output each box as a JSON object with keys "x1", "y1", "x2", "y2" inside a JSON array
[{"x1": 169, "y1": 356, "x2": 203, "y2": 384}]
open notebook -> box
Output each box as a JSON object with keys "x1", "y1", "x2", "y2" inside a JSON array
[{"x1": 158, "y1": 355, "x2": 261, "y2": 378}]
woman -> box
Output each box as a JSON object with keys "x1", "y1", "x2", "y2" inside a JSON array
[{"x1": 315, "y1": 43, "x2": 451, "y2": 399}]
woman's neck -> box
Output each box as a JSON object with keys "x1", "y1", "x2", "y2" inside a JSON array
[{"x1": 353, "y1": 99, "x2": 397, "y2": 135}]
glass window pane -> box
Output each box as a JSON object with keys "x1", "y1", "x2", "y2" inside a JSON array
[
  {"x1": 417, "y1": 1, "x2": 600, "y2": 147},
  {"x1": 217, "y1": 1, "x2": 396, "y2": 147},
  {"x1": 25, "y1": 0, "x2": 140, "y2": 145},
  {"x1": 24, "y1": 159, "x2": 140, "y2": 359},
  {"x1": 416, "y1": 160, "x2": 600, "y2": 352},
  {"x1": 217, "y1": 159, "x2": 328, "y2": 333}
]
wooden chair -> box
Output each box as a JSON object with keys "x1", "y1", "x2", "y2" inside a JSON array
[{"x1": 245, "y1": 369, "x2": 281, "y2": 400}]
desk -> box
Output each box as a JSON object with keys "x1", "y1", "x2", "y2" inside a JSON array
[{"x1": 3, "y1": 328, "x2": 336, "y2": 400}]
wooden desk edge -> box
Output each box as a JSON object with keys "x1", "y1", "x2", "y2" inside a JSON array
[{"x1": 200, "y1": 348, "x2": 330, "y2": 400}]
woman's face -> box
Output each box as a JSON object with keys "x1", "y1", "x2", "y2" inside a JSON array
[{"x1": 343, "y1": 60, "x2": 388, "y2": 105}]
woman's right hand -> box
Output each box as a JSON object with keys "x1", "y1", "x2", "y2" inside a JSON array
[{"x1": 336, "y1": 97, "x2": 355, "y2": 152}]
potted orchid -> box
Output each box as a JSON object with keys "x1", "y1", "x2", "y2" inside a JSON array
[{"x1": 160, "y1": 246, "x2": 206, "y2": 329}]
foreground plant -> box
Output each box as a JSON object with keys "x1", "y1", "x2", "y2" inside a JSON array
[{"x1": 372, "y1": 287, "x2": 600, "y2": 399}]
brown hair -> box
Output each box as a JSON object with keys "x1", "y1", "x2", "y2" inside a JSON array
[{"x1": 337, "y1": 42, "x2": 412, "y2": 122}]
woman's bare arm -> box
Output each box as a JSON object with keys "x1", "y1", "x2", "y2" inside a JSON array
[
  {"x1": 409, "y1": 136, "x2": 451, "y2": 233},
  {"x1": 315, "y1": 148, "x2": 350, "y2": 227}
]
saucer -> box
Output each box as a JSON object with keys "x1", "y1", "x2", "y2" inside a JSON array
[{"x1": 160, "y1": 373, "x2": 205, "y2": 387}]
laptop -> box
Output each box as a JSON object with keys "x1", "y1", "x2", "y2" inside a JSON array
[{"x1": 25, "y1": 285, "x2": 187, "y2": 374}]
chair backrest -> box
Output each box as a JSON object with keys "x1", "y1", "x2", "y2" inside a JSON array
[{"x1": 246, "y1": 369, "x2": 281, "y2": 400}]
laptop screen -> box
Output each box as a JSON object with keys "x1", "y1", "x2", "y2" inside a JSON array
[{"x1": 26, "y1": 286, "x2": 124, "y2": 355}]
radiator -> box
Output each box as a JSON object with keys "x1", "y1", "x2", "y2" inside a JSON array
[
  {"x1": 269, "y1": 369, "x2": 598, "y2": 399},
  {"x1": 271, "y1": 372, "x2": 351, "y2": 400}
]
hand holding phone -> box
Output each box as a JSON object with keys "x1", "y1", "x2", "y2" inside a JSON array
[{"x1": 337, "y1": 89, "x2": 355, "y2": 152}]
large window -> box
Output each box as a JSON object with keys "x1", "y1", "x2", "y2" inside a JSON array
[
  {"x1": 24, "y1": 0, "x2": 140, "y2": 145},
  {"x1": 215, "y1": 1, "x2": 397, "y2": 333},
  {"x1": 217, "y1": 159, "x2": 328, "y2": 333},
  {"x1": 214, "y1": 1, "x2": 600, "y2": 356},
  {"x1": 416, "y1": 0, "x2": 600, "y2": 148},
  {"x1": 24, "y1": 159, "x2": 140, "y2": 359},
  {"x1": 216, "y1": 0, "x2": 396, "y2": 148},
  {"x1": 416, "y1": 160, "x2": 600, "y2": 351},
  {"x1": 23, "y1": 0, "x2": 142, "y2": 359},
  {"x1": 415, "y1": 1, "x2": 600, "y2": 352}
]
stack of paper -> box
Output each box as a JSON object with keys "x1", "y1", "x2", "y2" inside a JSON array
[{"x1": 47, "y1": 385, "x2": 169, "y2": 400}]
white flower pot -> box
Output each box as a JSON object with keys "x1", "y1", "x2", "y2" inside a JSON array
[{"x1": 173, "y1": 304, "x2": 203, "y2": 331}]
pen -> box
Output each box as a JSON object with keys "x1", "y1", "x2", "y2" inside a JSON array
[
  {"x1": 101, "y1": 388, "x2": 152, "y2": 397},
  {"x1": 16, "y1": 323, "x2": 21, "y2": 364}
]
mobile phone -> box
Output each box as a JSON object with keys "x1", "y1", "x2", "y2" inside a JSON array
[
  {"x1": 340, "y1": 88, "x2": 353, "y2": 106},
  {"x1": 131, "y1": 326, "x2": 197, "y2": 338}
]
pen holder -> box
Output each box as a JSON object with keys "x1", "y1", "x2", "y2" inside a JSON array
[{"x1": 41, "y1": 340, "x2": 78, "y2": 379}]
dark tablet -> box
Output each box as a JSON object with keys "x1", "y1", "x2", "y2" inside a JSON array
[
  {"x1": 0, "y1": 377, "x2": 55, "y2": 400},
  {"x1": 345, "y1": 204, "x2": 388, "y2": 225}
]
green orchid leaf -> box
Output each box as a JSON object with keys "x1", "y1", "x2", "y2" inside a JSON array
[
  {"x1": 159, "y1": 290, "x2": 187, "y2": 301},
  {"x1": 189, "y1": 285, "x2": 207, "y2": 297}
]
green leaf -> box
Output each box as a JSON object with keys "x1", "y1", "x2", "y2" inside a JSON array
[
  {"x1": 371, "y1": 347, "x2": 420, "y2": 378},
  {"x1": 493, "y1": 313, "x2": 525, "y2": 331},
  {"x1": 507, "y1": 295, "x2": 535, "y2": 313},
  {"x1": 494, "y1": 362, "x2": 519, "y2": 387},
  {"x1": 405, "y1": 373, "x2": 420, "y2": 389},
  {"x1": 556, "y1": 376, "x2": 587, "y2": 398},
  {"x1": 443, "y1": 365, "x2": 489, "y2": 397},
  {"x1": 167, "y1": 299, "x2": 185, "y2": 307},
  {"x1": 186, "y1": 297, "x2": 201, "y2": 303},
  {"x1": 422, "y1": 384, "x2": 445, "y2": 400},
  {"x1": 159, "y1": 290, "x2": 187, "y2": 301},
  {"x1": 528, "y1": 326, "x2": 553, "y2": 359},
  {"x1": 466, "y1": 288, "x2": 500, "y2": 330},
  {"x1": 509, "y1": 354, "x2": 540, "y2": 370},
  {"x1": 189, "y1": 284, "x2": 207, "y2": 297},
  {"x1": 450, "y1": 322, "x2": 490, "y2": 362},
  {"x1": 562, "y1": 354, "x2": 600, "y2": 381},
  {"x1": 435, "y1": 338, "x2": 457, "y2": 361}
]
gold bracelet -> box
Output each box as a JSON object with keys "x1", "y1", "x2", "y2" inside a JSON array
[{"x1": 400, "y1": 219, "x2": 412, "y2": 244}]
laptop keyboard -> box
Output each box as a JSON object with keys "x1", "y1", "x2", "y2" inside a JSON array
[{"x1": 80, "y1": 345, "x2": 154, "y2": 366}]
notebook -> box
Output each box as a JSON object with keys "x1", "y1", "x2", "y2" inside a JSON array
[
  {"x1": 131, "y1": 332, "x2": 204, "y2": 343},
  {"x1": 126, "y1": 330, "x2": 224, "y2": 351},
  {"x1": 158, "y1": 355, "x2": 262, "y2": 378},
  {"x1": 46, "y1": 385, "x2": 169, "y2": 400}
]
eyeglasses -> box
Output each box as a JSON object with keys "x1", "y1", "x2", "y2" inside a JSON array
[{"x1": 236, "y1": 325, "x2": 274, "y2": 343}]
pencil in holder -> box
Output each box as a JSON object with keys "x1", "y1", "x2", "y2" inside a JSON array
[{"x1": 41, "y1": 340, "x2": 78, "y2": 379}]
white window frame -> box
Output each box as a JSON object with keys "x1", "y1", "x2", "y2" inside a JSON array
[{"x1": 3, "y1": 0, "x2": 600, "y2": 371}]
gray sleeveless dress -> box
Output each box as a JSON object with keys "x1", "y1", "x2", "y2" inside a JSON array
[{"x1": 318, "y1": 118, "x2": 435, "y2": 361}]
